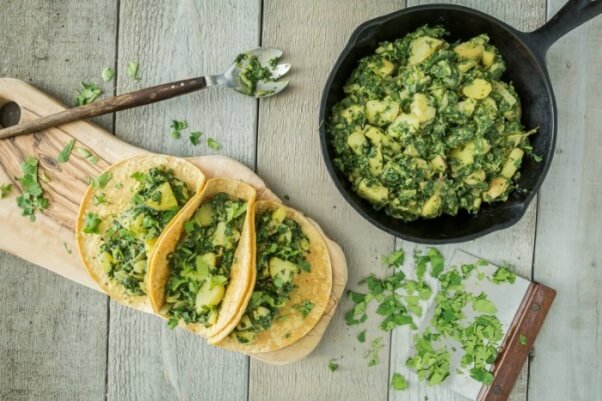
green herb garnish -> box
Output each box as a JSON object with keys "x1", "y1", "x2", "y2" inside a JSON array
[
  {"x1": 93, "y1": 193, "x2": 108, "y2": 205},
  {"x1": 170, "y1": 120, "x2": 187, "y2": 139},
  {"x1": 63, "y1": 241, "x2": 73, "y2": 254},
  {"x1": 75, "y1": 82, "x2": 103, "y2": 106},
  {"x1": 295, "y1": 300, "x2": 314, "y2": 319},
  {"x1": 92, "y1": 172, "x2": 112, "y2": 189},
  {"x1": 207, "y1": 137, "x2": 221, "y2": 151},
  {"x1": 1, "y1": 183, "x2": 12, "y2": 199},
  {"x1": 16, "y1": 157, "x2": 49, "y2": 221},
  {"x1": 390, "y1": 373, "x2": 409, "y2": 391},
  {"x1": 519, "y1": 334, "x2": 528, "y2": 346},
  {"x1": 364, "y1": 337, "x2": 384, "y2": 367},
  {"x1": 77, "y1": 147, "x2": 99, "y2": 164},
  {"x1": 167, "y1": 317, "x2": 179, "y2": 329},
  {"x1": 189, "y1": 131, "x2": 203, "y2": 146},
  {"x1": 126, "y1": 62, "x2": 140, "y2": 80},
  {"x1": 328, "y1": 358, "x2": 339, "y2": 372},
  {"x1": 56, "y1": 139, "x2": 76, "y2": 163},
  {"x1": 357, "y1": 329, "x2": 366, "y2": 343},
  {"x1": 83, "y1": 212, "x2": 102, "y2": 234},
  {"x1": 101, "y1": 67, "x2": 114, "y2": 82}
]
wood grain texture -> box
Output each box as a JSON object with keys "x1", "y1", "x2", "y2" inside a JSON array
[
  {"x1": 529, "y1": 1, "x2": 602, "y2": 400},
  {"x1": 107, "y1": 1, "x2": 261, "y2": 400},
  {"x1": 0, "y1": 1, "x2": 117, "y2": 400},
  {"x1": 251, "y1": 1, "x2": 404, "y2": 401},
  {"x1": 389, "y1": 2, "x2": 545, "y2": 401}
]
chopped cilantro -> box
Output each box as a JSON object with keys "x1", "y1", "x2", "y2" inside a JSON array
[
  {"x1": 83, "y1": 212, "x2": 101, "y2": 234},
  {"x1": 357, "y1": 329, "x2": 366, "y2": 343},
  {"x1": 92, "y1": 172, "x2": 112, "y2": 189},
  {"x1": 167, "y1": 317, "x2": 179, "y2": 329},
  {"x1": 101, "y1": 67, "x2": 114, "y2": 82},
  {"x1": 364, "y1": 337, "x2": 384, "y2": 367},
  {"x1": 75, "y1": 82, "x2": 103, "y2": 106},
  {"x1": 63, "y1": 241, "x2": 72, "y2": 254},
  {"x1": 472, "y1": 293, "x2": 498, "y2": 314},
  {"x1": 207, "y1": 137, "x2": 221, "y2": 151},
  {"x1": 93, "y1": 193, "x2": 107, "y2": 205},
  {"x1": 16, "y1": 157, "x2": 49, "y2": 221},
  {"x1": 519, "y1": 334, "x2": 528, "y2": 345},
  {"x1": 382, "y1": 249, "x2": 405, "y2": 268},
  {"x1": 328, "y1": 359, "x2": 339, "y2": 372},
  {"x1": 170, "y1": 120, "x2": 187, "y2": 139},
  {"x1": 295, "y1": 300, "x2": 314, "y2": 319},
  {"x1": 469, "y1": 367, "x2": 494, "y2": 385},
  {"x1": 390, "y1": 373, "x2": 408, "y2": 391},
  {"x1": 56, "y1": 139, "x2": 76, "y2": 163},
  {"x1": 1, "y1": 183, "x2": 12, "y2": 199},
  {"x1": 126, "y1": 61, "x2": 140, "y2": 80},
  {"x1": 490, "y1": 265, "x2": 516, "y2": 284},
  {"x1": 77, "y1": 147, "x2": 99, "y2": 164},
  {"x1": 189, "y1": 131, "x2": 203, "y2": 146},
  {"x1": 131, "y1": 171, "x2": 145, "y2": 182}
]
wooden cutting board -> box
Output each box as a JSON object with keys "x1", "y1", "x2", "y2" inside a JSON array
[{"x1": 0, "y1": 77, "x2": 348, "y2": 365}]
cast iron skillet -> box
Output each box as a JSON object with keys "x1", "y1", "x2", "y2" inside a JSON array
[{"x1": 319, "y1": 0, "x2": 602, "y2": 244}]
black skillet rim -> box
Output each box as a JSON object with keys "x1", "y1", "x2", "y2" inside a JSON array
[{"x1": 318, "y1": 3, "x2": 557, "y2": 244}]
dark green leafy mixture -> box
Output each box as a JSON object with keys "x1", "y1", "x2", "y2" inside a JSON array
[
  {"x1": 344, "y1": 248, "x2": 517, "y2": 390},
  {"x1": 231, "y1": 207, "x2": 312, "y2": 344},
  {"x1": 165, "y1": 193, "x2": 248, "y2": 329},
  {"x1": 329, "y1": 25, "x2": 539, "y2": 221},
  {"x1": 91, "y1": 168, "x2": 192, "y2": 296},
  {"x1": 16, "y1": 157, "x2": 50, "y2": 221},
  {"x1": 235, "y1": 52, "x2": 274, "y2": 96}
]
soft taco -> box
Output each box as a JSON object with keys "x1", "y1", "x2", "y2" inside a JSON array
[
  {"x1": 213, "y1": 201, "x2": 332, "y2": 353},
  {"x1": 76, "y1": 154, "x2": 206, "y2": 308},
  {"x1": 148, "y1": 178, "x2": 257, "y2": 342}
]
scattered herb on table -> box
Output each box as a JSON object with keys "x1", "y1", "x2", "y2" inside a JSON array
[
  {"x1": 382, "y1": 249, "x2": 405, "y2": 268},
  {"x1": 328, "y1": 358, "x2": 339, "y2": 372},
  {"x1": 83, "y1": 212, "x2": 102, "y2": 234},
  {"x1": 126, "y1": 61, "x2": 140, "y2": 80},
  {"x1": 101, "y1": 67, "x2": 114, "y2": 82},
  {"x1": 390, "y1": 372, "x2": 409, "y2": 391},
  {"x1": 77, "y1": 147, "x2": 99, "y2": 164},
  {"x1": 283, "y1": 194, "x2": 290, "y2": 201},
  {"x1": 75, "y1": 82, "x2": 103, "y2": 106},
  {"x1": 364, "y1": 337, "x2": 384, "y2": 367},
  {"x1": 16, "y1": 157, "x2": 49, "y2": 221},
  {"x1": 91, "y1": 172, "x2": 112, "y2": 189},
  {"x1": 63, "y1": 241, "x2": 73, "y2": 254},
  {"x1": 207, "y1": 137, "x2": 221, "y2": 151},
  {"x1": 295, "y1": 300, "x2": 314, "y2": 319},
  {"x1": 357, "y1": 329, "x2": 366, "y2": 343},
  {"x1": 189, "y1": 131, "x2": 203, "y2": 146},
  {"x1": 1, "y1": 183, "x2": 12, "y2": 199},
  {"x1": 56, "y1": 139, "x2": 76, "y2": 163},
  {"x1": 519, "y1": 334, "x2": 528, "y2": 346},
  {"x1": 490, "y1": 265, "x2": 516, "y2": 284},
  {"x1": 170, "y1": 120, "x2": 187, "y2": 139}
]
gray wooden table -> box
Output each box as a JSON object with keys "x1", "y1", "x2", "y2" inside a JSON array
[{"x1": 0, "y1": 1, "x2": 600, "y2": 400}]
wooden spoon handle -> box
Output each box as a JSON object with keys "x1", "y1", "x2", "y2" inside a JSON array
[{"x1": 0, "y1": 76, "x2": 207, "y2": 139}]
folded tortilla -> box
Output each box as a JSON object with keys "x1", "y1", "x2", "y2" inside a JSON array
[
  {"x1": 76, "y1": 154, "x2": 206, "y2": 308},
  {"x1": 148, "y1": 178, "x2": 257, "y2": 342},
  {"x1": 213, "y1": 201, "x2": 332, "y2": 353}
]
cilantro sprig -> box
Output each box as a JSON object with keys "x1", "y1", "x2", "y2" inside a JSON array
[
  {"x1": 16, "y1": 157, "x2": 49, "y2": 221},
  {"x1": 75, "y1": 82, "x2": 103, "y2": 106},
  {"x1": 56, "y1": 139, "x2": 76, "y2": 163}
]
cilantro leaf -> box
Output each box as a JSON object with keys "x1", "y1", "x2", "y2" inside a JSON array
[
  {"x1": 357, "y1": 329, "x2": 366, "y2": 343},
  {"x1": 328, "y1": 359, "x2": 339, "y2": 372},
  {"x1": 101, "y1": 67, "x2": 114, "y2": 82},
  {"x1": 63, "y1": 241, "x2": 73, "y2": 254},
  {"x1": 390, "y1": 373, "x2": 408, "y2": 391},
  {"x1": 170, "y1": 120, "x2": 187, "y2": 139},
  {"x1": 469, "y1": 367, "x2": 494, "y2": 385},
  {"x1": 93, "y1": 193, "x2": 107, "y2": 205},
  {"x1": 15, "y1": 157, "x2": 49, "y2": 221},
  {"x1": 490, "y1": 265, "x2": 516, "y2": 284},
  {"x1": 126, "y1": 61, "x2": 140, "y2": 80},
  {"x1": 56, "y1": 139, "x2": 76, "y2": 163},
  {"x1": 383, "y1": 249, "x2": 405, "y2": 268},
  {"x1": 77, "y1": 147, "x2": 99, "y2": 164},
  {"x1": 472, "y1": 293, "x2": 498, "y2": 314},
  {"x1": 519, "y1": 334, "x2": 528, "y2": 346},
  {"x1": 1, "y1": 183, "x2": 12, "y2": 199},
  {"x1": 75, "y1": 82, "x2": 103, "y2": 106},
  {"x1": 207, "y1": 137, "x2": 222, "y2": 151},
  {"x1": 364, "y1": 337, "x2": 384, "y2": 367},
  {"x1": 83, "y1": 212, "x2": 101, "y2": 234},
  {"x1": 428, "y1": 248, "x2": 444, "y2": 278},
  {"x1": 92, "y1": 172, "x2": 112, "y2": 189},
  {"x1": 189, "y1": 131, "x2": 203, "y2": 146},
  {"x1": 167, "y1": 317, "x2": 179, "y2": 329},
  {"x1": 295, "y1": 300, "x2": 314, "y2": 319}
]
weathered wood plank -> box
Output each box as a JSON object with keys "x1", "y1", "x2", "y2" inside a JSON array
[
  {"x1": 0, "y1": 1, "x2": 117, "y2": 400},
  {"x1": 250, "y1": 1, "x2": 404, "y2": 401},
  {"x1": 389, "y1": 1, "x2": 545, "y2": 400},
  {"x1": 107, "y1": 1, "x2": 260, "y2": 400},
  {"x1": 529, "y1": 1, "x2": 602, "y2": 399}
]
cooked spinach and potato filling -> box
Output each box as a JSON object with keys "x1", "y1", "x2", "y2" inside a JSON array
[
  {"x1": 98, "y1": 168, "x2": 192, "y2": 295},
  {"x1": 329, "y1": 25, "x2": 538, "y2": 221},
  {"x1": 232, "y1": 206, "x2": 312, "y2": 344},
  {"x1": 164, "y1": 193, "x2": 248, "y2": 328}
]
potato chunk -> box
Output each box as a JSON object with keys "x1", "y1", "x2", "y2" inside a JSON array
[
  {"x1": 411, "y1": 93, "x2": 436, "y2": 123},
  {"x1": 366, "y1": 97, "x2": 400, "y2": 126},
  {"x1": 145, "y1": 182, "x2": 178, "y2": 211},
  {"x1": 462, "y1": 79, "x2": 492, "y2": 99},
  {"x1": 408, "y1": 36, "x2": 443, "y2": 66},
  {"x1": 501, "y1": 148, "x2": 524, "y2": 179}
]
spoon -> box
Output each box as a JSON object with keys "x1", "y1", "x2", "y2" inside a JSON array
[{"x1": 0, "y1": 48, "x2": 290, "y2": 139}]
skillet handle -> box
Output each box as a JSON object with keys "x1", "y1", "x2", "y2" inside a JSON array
[{"x1": 526, "y1": 0, "x2": 602, "y2": 58}]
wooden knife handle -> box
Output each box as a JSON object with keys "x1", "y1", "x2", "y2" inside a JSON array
[{"x1": 0, "y1": 76, "x2": 207, "y2": 139}]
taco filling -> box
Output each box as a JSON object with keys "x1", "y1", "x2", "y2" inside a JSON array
[
  {"x1": 232, "y1": 206, "x2": 311, "y2": 344},
  {"x1": 97, "y1": 167, "x2": 192, "y2": 295},
  {"x1": 164, "y1": 193, "x2": 248, "y2": 329}
]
